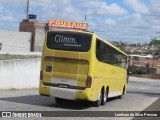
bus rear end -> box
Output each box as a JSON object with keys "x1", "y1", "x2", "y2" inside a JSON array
[{"x1": 39, "y1": 30, "x2": 94, "y2": 102}]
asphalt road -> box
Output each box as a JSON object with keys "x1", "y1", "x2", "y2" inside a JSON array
[{"x1": 0, "y1": 76, "x2": 160, "y2": 120}]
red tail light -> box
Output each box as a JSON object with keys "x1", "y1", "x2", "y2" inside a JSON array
[
  {"x1": 40, "y1": 71, "x2": 43, "y2": 81},
  {"x1": 86, "y1": 76, "x2": 92, "y2": 88}
]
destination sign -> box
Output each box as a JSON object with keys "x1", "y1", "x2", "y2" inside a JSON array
[{"x1": 48, "y1": 20, "x2": 88, "y2": 30}]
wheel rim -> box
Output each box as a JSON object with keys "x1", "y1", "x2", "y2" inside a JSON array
[
  {"x1": 104, "y1": 94, "x2": 107, "y2": 102},
  {"x1": 100, "y1": 93, "x2": 102, "y2": 100},
  {"x1": 105, "y1": 89, "x2": 108, "y2": 102},
  {"x1": 98, "y1": 92, "x2": 102, "y2": 105}
]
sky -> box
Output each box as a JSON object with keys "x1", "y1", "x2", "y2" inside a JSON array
[{"x1": 0, "y1": 0, "x2": 160, "y2": 43}]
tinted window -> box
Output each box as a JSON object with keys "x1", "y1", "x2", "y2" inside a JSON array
[
  {"x1": 96, "y1": 39, "x2": 127, "y2": 69},
  {"x1": 47, "y1": 31, "x2": 92, "y2": 52}
]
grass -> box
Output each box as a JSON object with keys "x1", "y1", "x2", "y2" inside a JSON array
[{"x1": 0, "y1": 54, "x2": 41, "y2": 60}]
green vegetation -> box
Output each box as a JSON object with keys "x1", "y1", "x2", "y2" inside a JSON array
[
  {"x1": 150, "y1": 32, "x2": 160, "y2": 45},
  {"x1": 135, "y1": 67, "x2": 147, "y2": 75},
  {"x1": 0, "y1": 54, "x2": 41, "y2": 60},
  {"x1": 150, "y1": 37, "x2": 160, "y2": 45}
]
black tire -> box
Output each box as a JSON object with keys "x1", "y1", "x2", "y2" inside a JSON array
[
  {"x1": 55, "y1": 97, "x2": 63, "y2": 104},
  {"x1": 93, "y1": 91, "x2": 102, "y2": 107},
  {"x1": 105, "y1": 88, "x2": 108, "y2": 102},
  {"x1": 118, "y1": 86, "x2": 125, "y2": 99},
  {"x1": 117, "y1": 95, "x2": 122, "y2": 99},
  {"x1": 101, "y1": 89, "x2": 107, "y2": 105}
]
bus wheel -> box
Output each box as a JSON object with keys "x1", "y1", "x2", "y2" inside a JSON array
[
  {"x1": 101, "y1": 89, "x2": 107, "y2": 105},
  {"x1": 118, "y1": 86, "x2": 125, "y2": 99},
  {"x1": 117, "y1": 95, "x2": 122, "y2": 99},
  {"x1": 93, "y1": 91, "x2": 102, "y2": 107},
  {"x1": 55, "y1": 97, "x2": 63, "y2": 104}
]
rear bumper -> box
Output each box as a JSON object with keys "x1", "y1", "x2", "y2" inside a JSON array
[
  {"x1": 39, "y1": 82, "x2": 91, "y2": 101},
  {"x1": 50, "y1": 87, "x2": 77, "y2": 100}
]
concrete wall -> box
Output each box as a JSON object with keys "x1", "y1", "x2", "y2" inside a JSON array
[
  {"x1": 0, "y1": 30, "x2": 31, "y2": 52},
  {"x1": 19, "y1": 19, "x2": 47, "y2": 52},
  {"x1": 34, "y1": 29, "x2": 45, "y2": 52},
  {"x1": 0, "y1": 59, "x2": 41, "y2": 89},
  {"x1": 156, "y1": 67, "x2": 160, "y2": 74}
]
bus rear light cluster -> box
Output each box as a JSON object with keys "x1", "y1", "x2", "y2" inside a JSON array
[
  {"x1": 40, "y1": 71, "x2": 43, "y2": 81},
  {"x1": 86, "y1": 76, "x2": 92, "y2": 88}
]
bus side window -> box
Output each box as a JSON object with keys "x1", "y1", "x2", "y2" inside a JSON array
[
  {"x1": 96, "y1": 40, "x2": 100, "y2": 50},
  {"x1": 96, "y1": 40, "x2": 101, "y2": 61},
  {"x1": 96, "y1": 39, "x2": 104, "y2": 61}
]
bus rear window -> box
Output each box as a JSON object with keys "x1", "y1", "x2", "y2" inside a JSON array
[{"x1": 46, "y1": 31, "x2": 92, "y2": 52}]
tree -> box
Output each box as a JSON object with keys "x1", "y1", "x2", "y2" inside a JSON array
[
  {"x1": 150, "y1": 37, "x2": 160, "y2": 45},
  {"x1": 153, "y1": 47, "x2": 160, "y2": 55}
]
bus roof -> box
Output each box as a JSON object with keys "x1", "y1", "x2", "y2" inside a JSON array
[{"x1": 48, "y1": 28, "x2": 94, "y2": 34}]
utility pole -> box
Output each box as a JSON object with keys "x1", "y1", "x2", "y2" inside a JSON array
[{"x1": 26, "y1": 0, "x2": 29, "y2": 19}]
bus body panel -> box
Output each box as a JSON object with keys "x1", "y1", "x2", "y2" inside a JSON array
[{"x1": 93, "y1": 60, "x2": 127, "y2": 98}]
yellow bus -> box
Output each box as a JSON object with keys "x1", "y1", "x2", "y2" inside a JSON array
[{"x1": 39, "y1": 20, "x2": 128, "y2": 107}]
